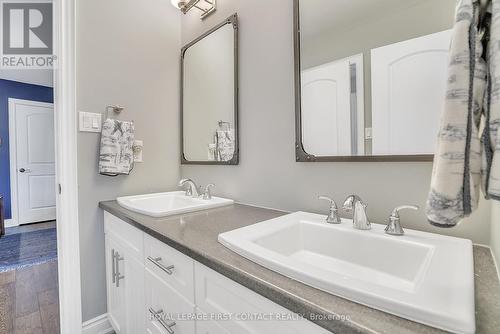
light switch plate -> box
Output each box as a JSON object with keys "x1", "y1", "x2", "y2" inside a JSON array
[{"x1": 79, "y1": 112, "x2": 102, "y2": 133}]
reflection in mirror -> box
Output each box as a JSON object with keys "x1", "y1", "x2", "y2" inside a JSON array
[
  {"x1": 295, "y1": 0, "x2": 456, "y2": 160},
  {"x1": 182, "y1": 14, "x2": 238, "y2": 164}
]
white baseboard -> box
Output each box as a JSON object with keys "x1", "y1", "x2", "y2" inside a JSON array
[
  {"x1": 82, "y1": 314, "x2": 114, "y2": 334},
  {"x1": 4, "y1": 219, "x2": 18, "y2": 228}
]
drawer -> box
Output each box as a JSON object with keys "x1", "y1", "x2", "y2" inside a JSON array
[
  {"x1": 104, "y1": 212, "x2": 143, "y2": 260},
  {"x1": 194, "y1": 262, "x2": 330, "y2": 334},
  {"x1": 195, "y1": 309, "x2": 230, "y2": 334},
  {"x1": 145, "y1": 268, "x2": 196, "y2": 334},
  {"x1": 144, "y1": 234, "x2": 195, "y2": 303}
]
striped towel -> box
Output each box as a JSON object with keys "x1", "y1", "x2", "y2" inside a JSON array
[
  {"x1": 484, "y1": 0, "x2": 500, "y2": 199},
  {"x1": 427, "y1": 0, "x2": 488, "y2": 227}
]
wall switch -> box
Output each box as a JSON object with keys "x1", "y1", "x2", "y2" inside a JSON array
[
  {"x1": 365, "y1": 127, "x2": 373, "y2": 140},
  {"x1": 133, "y1": 140, "x2": 143, "y2": 163},
  {"x1": 79, "y1": 112, "x2": 102, "y2": 133}
]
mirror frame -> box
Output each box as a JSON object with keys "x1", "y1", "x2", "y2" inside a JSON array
[
  {"x1": 180, "y1": 13, "x2": 239, "y2": 165},
  {"x1": 293, "y1": 0, "x2": 434, "y2": 162}
]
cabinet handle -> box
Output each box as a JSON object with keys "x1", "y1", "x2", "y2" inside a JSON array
[
  {"x1": 111, "y1": 249, "x2": 117, "y2": 284},
  {"x1": 115, "y1": 251, "x2": 125, "y2": 287},
  {"x1": 149, "y1": 308, "x2": 176, "y2": 334},
  {"x1": 147, "y1": 256, "x2": 175, "y2": 275}
]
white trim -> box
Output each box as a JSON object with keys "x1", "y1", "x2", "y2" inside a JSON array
[
  {"x1": 7, "y1": 100, "x2": 18, "y2": 228},
  {"x1": 53, "y1": 0, "x2": 82, "y2": 333},
  {"x1": 82, "y1": 314, "x2": 114, "y2": 334},
  {"x1": 4, "y1": 219, "x2": 16, "y2": 228},
  {"x1": 8, "y1": 98, "x2": 54, "y2": 228}
]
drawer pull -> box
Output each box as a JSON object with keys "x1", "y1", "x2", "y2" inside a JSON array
[
  {"x1": 149, "y1": 307, "x2": 176, "y2": 334},
  {"x1": 111, "y1": 249, "x2": 117, "y2": 284},
  {"x1": 147, "y1": 256, "x2": 175, "y2": 275}
]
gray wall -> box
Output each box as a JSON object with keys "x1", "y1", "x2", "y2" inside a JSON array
[
  {"x1": 180, "y1": 0, "x2": 491, "y2": 245},
  {"x1": 76, "y1": 0, "x2": 180, "y2": 321}
]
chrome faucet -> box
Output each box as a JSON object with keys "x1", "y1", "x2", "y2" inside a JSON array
[
  {"x1": 178, "y1": 178, "x2": 200, "y2": 197},
  {"x1": 385, "y1": 205, "x2": 419, "y2": 236},
  {"x1": 318, "y1": 196, "x2": 341, "y2": 224},
  {"x1": 342, "y1": 195, "x2": 370, "y2": 230},
  {"x1": 202, "y1": 184, "x2": 215, "y2": 200}
]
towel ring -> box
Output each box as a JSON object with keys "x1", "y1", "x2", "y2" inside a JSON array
[
  {"x1": 102, "y1": 105, "x2": 134, "y2": 124},
  {"x1": 105, "y1": 105, "x2": 124, "y2": 120}
]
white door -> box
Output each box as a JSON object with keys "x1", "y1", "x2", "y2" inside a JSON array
[
  {"x1": 371, "y1": 30, "x2": 452, "y2": 155},
  {"x1": 9, "y1": 98, "x2": 56, "y2": 225},
  {"x1": 301, "y1": 54, "x2": 364, "y2": 156}
]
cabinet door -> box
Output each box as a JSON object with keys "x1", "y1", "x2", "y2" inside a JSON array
[
  {"x1": 124, "y1": 251, "x2": 146, "y2": 333},
  {"x1": 195, "y1": 310, "x2": 230, "y2": 334},
  {"x1": 145, "y1": 268, "x2": 196, "y2": 334},
  {"x1": 105, "y1": 234, "x2": 127, "y2": 334}
]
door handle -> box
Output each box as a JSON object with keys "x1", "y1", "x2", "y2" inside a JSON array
[
  {"x1": 114, "y1": 251, "x2": 125, "y2": 287},
  {"x1": 147, "y1": 256, "x2": 175, "y2": 275},
  {"x1": 19, "y1": 168, "x2": 31, "y2": 173},
  {"x1": 111, "y1": 249, "x2": 116, "y2": 284}
]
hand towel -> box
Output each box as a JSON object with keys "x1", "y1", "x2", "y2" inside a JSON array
[
  {"x1": 99, "y1": 119, "x2": 135, "y2": 176},
  {"x1": 427, "y1": 0, "x2": 488, "y2": 227},
  {"x1": 216, "y1": 130, "x2": 235, "y2": 162},
  {"x1": 484, "y1": 0, "x2": 500, "y2": 199}
]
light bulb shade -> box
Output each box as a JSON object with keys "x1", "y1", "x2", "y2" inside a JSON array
[{"x1": 170, "y1": 0, "x2": 185, "y2": 9}]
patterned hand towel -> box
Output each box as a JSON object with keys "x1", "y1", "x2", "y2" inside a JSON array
[
  {"x1": 99, "y1": 119, "x2": 135, "y2": 176},
  {"x1": 484, "y1": 0, "x2": 500, "y2": 200},
  {"x1": 216, "y1": 130, "x2": 235, "y2": 162},
  {"x1": 427, "y1": 0, "x2": 488, "y2": 227}
]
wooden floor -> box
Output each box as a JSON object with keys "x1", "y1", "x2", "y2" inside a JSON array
[{"x1": 0, "y1": 258, "x2": 60, "y2": 334}]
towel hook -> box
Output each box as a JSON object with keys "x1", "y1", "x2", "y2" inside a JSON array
[{"x1": 218, "y1": 120, "x2": 231, "y2": 130}]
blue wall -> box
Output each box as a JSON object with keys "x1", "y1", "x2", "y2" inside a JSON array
[{"x1": 0, "y1": 79, "x2": 53, "y2": 220}]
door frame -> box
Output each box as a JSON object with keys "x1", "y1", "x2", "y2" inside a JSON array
[
  {"x1": 8, "y1": 98, "x2": 55, "y2": 227},
  {"x1": 53, "y1": 0, "x2": 83, "y2": 332}
]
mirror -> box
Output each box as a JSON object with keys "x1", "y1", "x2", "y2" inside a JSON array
[
  {"x1": 181, "y1": 14, "x2": 239, "y2": 165},
  {"x1": 294, "y1": 0, "x2": 456, "y2": 161}
]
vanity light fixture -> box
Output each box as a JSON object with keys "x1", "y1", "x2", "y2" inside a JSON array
[{"x1": 171, "y1": 0, "x2": 216, "y2": 20}]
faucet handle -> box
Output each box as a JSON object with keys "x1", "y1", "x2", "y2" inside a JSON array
[
  {"x1": 203, "y1": 184, "x2": 215, "y2": 200},
  {"x1": 385, "y1": 205, "x2": 419, "y2": 236},
  {"x1": 318, "y1": 196, "x2": 341, "y2": 224}
]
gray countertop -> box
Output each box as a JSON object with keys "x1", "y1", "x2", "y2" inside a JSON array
[{"x1": 99, "y1": 201, "x2": 500, "y2": 334}]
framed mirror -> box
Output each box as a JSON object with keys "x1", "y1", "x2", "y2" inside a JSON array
[
  {"x1": 181, "y1": 14, "x2": 239, "y2": 165},
  {"x1": 294, "y1": 0, "x2": 456, "y2": 162}
]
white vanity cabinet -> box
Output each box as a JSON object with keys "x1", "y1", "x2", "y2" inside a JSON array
[
  {"x1": 104, "y1": 212, "x2": 146, "y2": 334},
  {"x1": 104, "y1": 213, "x2": 329, "y2": 334}
]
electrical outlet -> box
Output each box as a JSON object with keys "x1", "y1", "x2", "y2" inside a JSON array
[
  {"x1": 365, "y1": 127, "x2": 373, "y2": 140},
  {"x1": 133, "y1": 140, "x2": 143, "y2": 163}
]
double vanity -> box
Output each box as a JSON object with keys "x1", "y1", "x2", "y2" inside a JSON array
[{"x1": 99, "y1": 180, "x2": 500, "y2": 334}]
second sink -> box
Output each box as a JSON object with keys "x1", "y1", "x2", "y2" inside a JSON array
[{"x1": 117, "y1": 191, "x2": 234, "y2": 217}]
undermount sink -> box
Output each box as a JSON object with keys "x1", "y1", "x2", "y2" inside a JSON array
[
  {"x1": 117, "y1": 191, "x2": 234, "y2": 217},
  {"x1": 218, "y1": 211, "x2": 475, "y2": 334}
]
